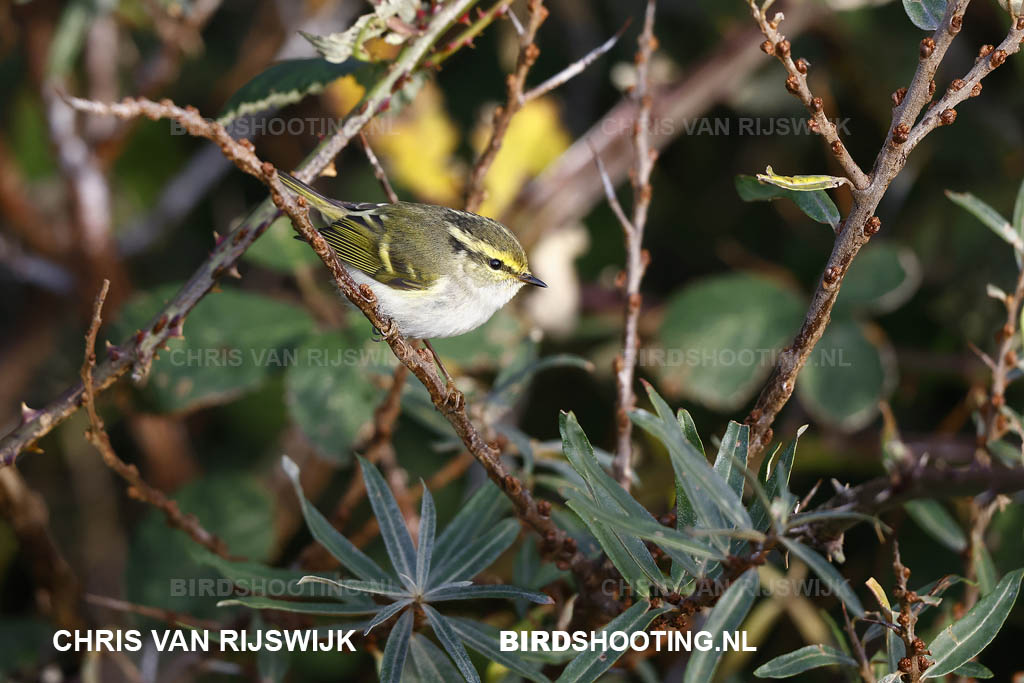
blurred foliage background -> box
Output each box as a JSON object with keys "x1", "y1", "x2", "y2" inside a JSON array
[{"x1": 2, "y1": 0, "x2": 1024, "y2": 680}]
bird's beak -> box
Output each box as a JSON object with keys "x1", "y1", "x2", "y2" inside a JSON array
[{"x1": 518, "y1": 272, "x2": 547, "y2": 288}]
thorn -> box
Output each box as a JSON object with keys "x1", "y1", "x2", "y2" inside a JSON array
[{"x1": 20, "y1": 402, "x2": 40, "y2": 425}]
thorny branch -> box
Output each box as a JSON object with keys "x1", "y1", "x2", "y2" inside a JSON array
[
  {"x1": 744, "y1": 2, "x2": 1024, "y2": 457},
  {"x1": 464, "y1": 0, "x2": 549, "y2": 212},
  {"x1": 893, "y1": 543, "x2": 931, "y2": 681},
  {"x1": 79, "y1": 279, "x2": 230, "y2": 559},
  {"x1": 611, "y1": 0, "x2": 658, "y2": 490}
]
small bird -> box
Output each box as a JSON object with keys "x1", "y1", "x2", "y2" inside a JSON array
[{"x1": 279, "y1": 173, "x2": 546, "y2": 341}]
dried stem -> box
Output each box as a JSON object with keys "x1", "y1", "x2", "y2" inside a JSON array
[
  {"x1": 612, "y1": 0, "x2": 657, "y2": 490},
  {"x1": 85, "y1": 593, "x2": 220, "y2": 631},
  {"x1": 359, "y1": 132, "x2": 399, "y2": 204},
  {"x1": 744, "y1": 2, "x2": 1024, "y2": 457},
  {"x1": 464, "y1": 0, "x2": 549, "y2": 212},
  {"x1": 521, "y1": 21, "x2": 627, "y2": 103},
  {"x1": 79, "y1": 279, "x2": 230, "y2": 558},
  {"x1": 893, "y1": 542, "x2": 929, "y2": 680},
  {"x1": 841, "y1": 603, "x2": 875, "y2": 683},
  {"x1": 982, "y1": 261, "x2": 1024, "y2": 446}
]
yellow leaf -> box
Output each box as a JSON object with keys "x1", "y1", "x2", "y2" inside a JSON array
[{"x1": 471, "y1": 97, "x2": 570, "y2": 217}]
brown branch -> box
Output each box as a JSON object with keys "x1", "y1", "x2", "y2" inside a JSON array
[
  {"x1": 746, "y1": 0, "x2": 869, "y2": 189},
  {"x1": 0, "y1": 0, "x2": 480, "y2": 465},
  {"x1": 841, "y1": 603, "x2": 874, "y2": 683},
  {"x1": 521, "y1": 20, "x2": 628, "y2": 103},
  {"x1": 79, "y1": 278, "x2": 231, "y2": 558},
  {"x1": 463, "y1": 0, "x2": 548, "y2": 212},
  {"x1": 982, "y1": 234, "x2": 1024, "y2": 446},
  {"x1": 359, "y1": 132, "x2": 399, "y2": 204},
  {"x1": 611, "y1": 0, "x2": 657, "y2": 490},
  {"x1": 744, "y1": 2, "x2": 1024, "y2": 457},
  {"x1": 893, "y1": 542, "x2": 930, "y2": 680},
  {"x1": 85, "y1": 593, "x2": 220, "y2": 631}
]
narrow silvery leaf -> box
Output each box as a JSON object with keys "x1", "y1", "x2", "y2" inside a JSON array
[
  {"x1": 972, "y1": 543, "x2": 998, "y2": 596},
  {"x1": 753, "y1": 644, "x2": 858, "y2": 678},
  {"x1": 1014, "y1": 176, "x2": 1024, "y2": 238},
  {"x1": 217, "y1": 596, "x2": 378, "y2": 616},
  {"x1": 904, "y1": 500, "x2": 967, "y2": 552},
  {"x1": 416, "y1": 485, "x2": 436, "y2": 590},
  {"x1": 677, "y1": 410, "x2": 706, "y2": 456},
  {"x1": 297, "y1": 576, "x2": 409, "y2": 598},
  {"x1": 434, "y1": 481, "x2": 510, "y2": 562},
  {"x1": 408, "y1": 634, "x2": 463, "y2": 683},
  {"x1": 423, "y1": 605, "x2": 480, "y2": 683},
  {"x1": 749, "y1": 426, "x2": 806, "y2": 532},
  {"x1": 714, "y1": 421, "x2": 749, "y2": 499},
  {"x1": 684, "y1": 569, "x2": 759, "y2": 683},
  {"x1": 379, "y1": 609, "x2": 413, "y2": 683},
  {"x1": 925, "y1": 568, "x2": 1024, "y2": 677},
  {"x1": 566, "y1": 500, "x2": 658, "y2": 597},
  {"x1": 364, "y1": 599, "x2": 412, "y2": 635},
  {"x1": 951, "y1": 660, "x2": 994, "y2": 678},
  {"x1": 425, "y1": 583, "x2": 552, "y2": 604},
  {"x1": 780, "y1": 538, "x2": 864, "y2": 617},
  {"x1": 358, "y1": 456, "x2": 417, "y2": 587},
  {"x1": 430, "y1": 518, "x2": 520, "y2": 586},
  {"x1": 556, "y1": 600, "x2": 672, "y2": 683},
  {"x1": 946, "y1": 190, "x2": 1022, "y2": 252},
  {"x1": 448, "y1": 618, "x2": 552, "y2": 683},
  {"x1": 281, "y1": 456, "x2": 389, "y2": 581},
  {"x1": 902, "y1": 0, "x2": 947, "y2": 30}
]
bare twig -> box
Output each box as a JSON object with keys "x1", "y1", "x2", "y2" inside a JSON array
[
  {"x1": 79, "y1": 279, "x2": 231, "y2": 558},
  {"x1": 744, "y1": 2, "x2": 1024, "y2": 458},
  {"x1": 841, "y1": 603, "x2": 874, "y2": 683},
  {"x1": 359, "y1": 132, "x2": 399, "y2": 204},
  {"x1": 464, "y1": 0, "x2": 549, "y2": 212},
  {"x1": 746, "y1": 0, "x2": 868, "y2": 189},
  {"x1": 893, "y1": 542, "x2": 929, "y2": 680},
  {"x1": 521, "y1": 21, "x2": 628, "y2": 103},
  {"x1": 982, "y1": 258, "x2": 1024, "y2": 446},
  {"x1": 611, "y1": 0, "x2": 657, "y2": 490},
  {"x1": 85, "y1": 593, "x2": 220, "y2": 630}
]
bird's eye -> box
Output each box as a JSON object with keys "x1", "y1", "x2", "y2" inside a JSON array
[{"x1": 488, "y1": 258, "x2": 502, "y2": 270}]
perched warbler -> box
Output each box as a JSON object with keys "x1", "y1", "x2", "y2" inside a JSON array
[{"x1": 280, "y1": 173, "x2": 546, "y2": 340}]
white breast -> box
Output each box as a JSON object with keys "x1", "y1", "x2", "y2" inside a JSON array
[{"x1": 347, "y1": 268, "x2": 523, "y2": 339}]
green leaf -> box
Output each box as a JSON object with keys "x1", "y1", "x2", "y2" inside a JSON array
[
  {"x1": 634, "y1": 384, "x2": 752, "y2": 530},
  {"x1": 47, "y1": 0, "x2": 93, "y2": 78},
  {"x1": 365, "y1": 599, "x2": 413, "y2": 634},
  {"x1": 217, "y1": 596, "x2": 378, "y2": 616},
  {"x1": 951, "y1": 660, "x2": 994, "y2": 678},
  {"x1": 556, "y1": 601, "x2": 672, "y2": 683},
  {"x1": 925, "y1": 568, "x2": 1024, "y2": 677},
  {"x1": 426, "y1": 583, "x2": 552, "y2": 604},
  {"x1": 972, "y1": 543, "x2": 998, "y2": 597},
  {"x1": 359, "y1": 457, "x2": 417, "y2": 588},
  {"x1": 191, "y1": 547, "x2": 352, "y2": 600},
  {"x1": 714, "y1": 421, "x2": 749, "y2": 500},
  {"x1": 448, "y1": 618, "x2": 552, "y2": 683},
  {"x1": 429, "y1": 518, "x2": 520, "y2": 586},
  {"x1": 114, "y1": 286, "x2": 315, "y2": 412},
  {"x1": 285, "y1": 330, "x2": 386, "y2": 462},
  {"x1": 947, "y1": 190, "x2": 1023, "y2": 251},
  {"x1": 423, "y1": 606, "x2": 480, "y2": 683},
  {"x1": 415, "y1": 487, "x2": 436, "y2": 590},
  {"x1": 433, "y1": 482, "x2": 511, "y2": 568},
  {"x1": 684, "y1": 569, "x2": 759, "y2": 683},
  {"x1": 282, "y1": 457, "x2": 390, "y2": 581},
  {"x1": 380, "y1": 609, "x2": 414, "y2": 683},
  {"x1": 657, "y1": 273, "x2": 805, "y2": 409},
  {"x1": 736, "y1": 175, "x2": 841, "y2": 229},
  {"x1": 407, "y1": 634, "x2": 464, "y2": 683},
  {"x1": 677, "y1": 410, "x2": 706, "y2": 456},
  {"x1": 748, "y1": 429, "x2": 803, "y2": 533},
  {"x1": 565, "y1": 500, "x2": 657, "y2": 598},
  {"x1": 902, "y1": 0, "x2": 947, "y2": 30},
  {"x1": 754, "y1": 644, "x2": 858, "y2": 678},
  {"x1": 834, "y1": 244, "x2": 922, "y2": 315},
  {"x1": 796, "y1": 320, "x2": 894, "y2": 432},
  {"x1": 780, "y1": 538, "x2": 864, "y2": 617},
  {"x1": 905, "y1": 500, "x2": 967, "y2": 553},
  {"x1": 218, "y1": 58, "x2": 371, "y2": 126}
]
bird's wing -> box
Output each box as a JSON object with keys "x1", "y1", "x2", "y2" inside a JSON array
[{"x1": 321, "y1": 209, "x2": 436, "y2": 291}]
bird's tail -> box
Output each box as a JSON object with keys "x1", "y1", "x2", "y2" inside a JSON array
[{"x1": 278, "y1": 172, "x2": 348, "y2": 221}]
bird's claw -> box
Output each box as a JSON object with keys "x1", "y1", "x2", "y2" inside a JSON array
[{"x1": 442, "y1": 383, "x2": 464, "y2": 411}]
